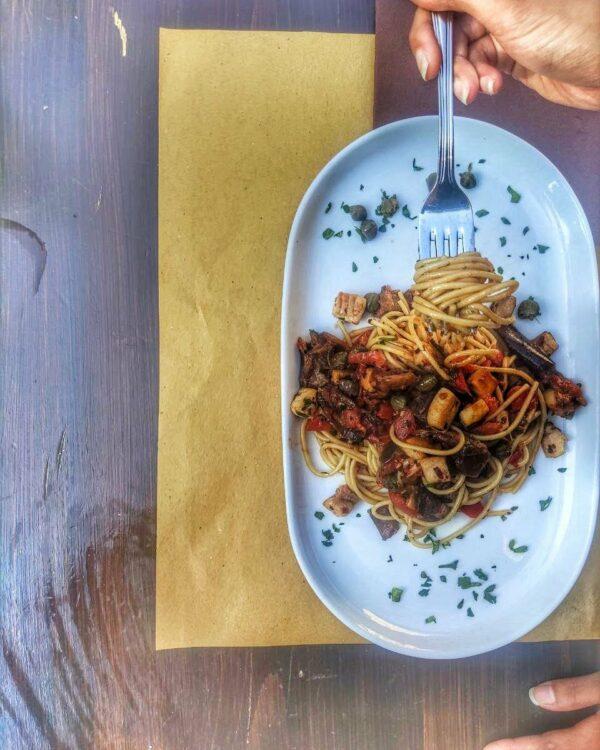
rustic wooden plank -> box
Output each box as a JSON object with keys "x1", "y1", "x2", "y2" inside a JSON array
[{"x1": 0, "y1": 1, "x2": 596, "y2": 749}]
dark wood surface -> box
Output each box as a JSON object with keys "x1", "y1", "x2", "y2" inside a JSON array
[{"x1": 0, "y1": 2, "x2": 597, "y2": 749}]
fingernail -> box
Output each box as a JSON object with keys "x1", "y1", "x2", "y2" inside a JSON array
[
  {"x1": 482, "y1": 76, "x2": 495, "y2": 95},
  {"x1": 454, "y1": 81, "x2": 469, "y2": 106},
  {"x1": 416, "y1": 50, "x2": 429, "y2": 81},
  {"x1": 529, "y1": 682, "x2": 556, "y2": 706}
]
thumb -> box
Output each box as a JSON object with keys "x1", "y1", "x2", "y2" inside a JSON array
[{"x1": 408, "y1": 0, "x2": 506, "y2": 27}]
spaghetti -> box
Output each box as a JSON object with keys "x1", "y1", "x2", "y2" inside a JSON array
[{"x1": 293, "y1": 252, "x2": 584, "y2": 550}]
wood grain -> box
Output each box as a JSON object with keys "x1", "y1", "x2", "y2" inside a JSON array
[{"x1": 0, "y1": 1, "x2": 597, "y2": 749}]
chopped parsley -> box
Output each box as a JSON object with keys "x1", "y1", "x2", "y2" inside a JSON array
[
  {"x1": 539, "y1": 497, "x2": 553, "y2": 511},
  {"x1": 507, "y1": 185, "x2": 521, "y2": 203},
  {"x1": 334, "y1": 230, "x2": 343, "y2": 237},
  {"x1": 412, "y1": 157, "x2": 424, "y2": 171},
  {"x1": 478, "y1": 158, "x2": 486, "y2": 164},
  {"x1": 457, "y1": 599, "x2": 465, "y2": 609},
  {"x1": 322, "y1": 529, "x2": 334, "y2": 541},
  {"x1": 347, "y1": 230, "x2": 352, "y2": 236},
  {"x1": 401, "y1": 204, "x2": 417, "y2": 220},
  {"x1": 418, "y1": 589, "x2": 430, "y2": 597},
  {"x1": 472, "y1": 591, "x2": 479, "y2": 601},
  {"x1": 475, "y1": 209, "x2": 489, "y2": 218},
  {"x1": 355, "y1": 227, "x2": 367, "y2": 243},
  {"x1": 467, "y1": 607, "x2": 475, "y2": 617},
  {"x1": 325, "y1": 202, "x2": 332, "y2": 214},
  {"x1": 387, "y1": 554, "x2": 393, "y2": 563},
  {"x1": 388, "y1": 587, "x2": 404, "y2": 603},
  {"x1": 341, "y1": 201, "x2": 350, "y2": 213},
  {"x1": 535, "y1": 244, "x2": 549, "y2": 254},
  {"x1": 359, "y1": 184, "x2": 364, "y2": 191},
  {"x1": 522, "y1": 226, "x2": 530, "y2": 235},
  {"x1": 356, "y1": 513, "x2": 361, "y2": 518},
  {"x1": 439, "y1": 560, "x2": 459, "y2": 570},
  {"x1": 322, "y1": 540, "x2": 333, "y2": 547},
  {"x1": 440, "y1": 575, "x2": 447, "y2": 583},
  {"x1": 352, "y1": 262, "x2": 358, "y2": 272},
  {"x1": 425, "y1": 615, "x2": 437, "y2": 624},
  {"x1": 473, "y1": 569, "x2": 488, "y2": 581},
  {"x1": 322, "y1": 228, "x2": 335, "y2": 239},
  {"x1": 557, "y1": 467, "x2": 567, "y2": 473},
  {"x1": 373, "y1": 256, "x2": 379, "y2": 263},
  {"x1": 499, "y1": 236, "x2": 507, "y2": 247},
  {"x1": 314, "y1": 511, "x2": 324, "y2": 520},
  {"x1": 458, "y1": 575, "x2": 482, "y2": 589},
  {"x1": 497, "y1": 266, "x2": 504, "y2": 274},
  {"x1": 508, "y1": 539, "x2": 528, "y2": 554},
  {"x1": 528, "y1": 466, "x2": 536, "y2": 476},
  {"x1": 501, "y1": 217, "x2": 511, "y2": 225},
  {"x1": 332, "y1": 523, "x2": 341, "y2": 533},
  {"x1": 379, "y1": 224, "x2": 387, "y2": 233},
  {"x1": 483, "y1": 584, "x2": 497, "y2": 604}
]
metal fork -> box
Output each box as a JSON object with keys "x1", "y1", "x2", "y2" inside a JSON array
[{"x1": 418, "y1": 12, "x2": 474, "y2": 259}]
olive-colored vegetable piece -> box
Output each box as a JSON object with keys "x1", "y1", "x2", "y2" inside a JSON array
[
  {"x1": 349, "y1": 204, "x2": 367, "y2": 222},
  {"x1": 416, "y1": 374, "x2": 438, "y2": 392},
  {"x1": 517, "y1": 297, "x2": 541, "y2": 320},
  {"x1": 426, "y1": 172, "x2": 437, "y2": 191},
  {"x1": 360, "y1": 219, "x2": 378, "y2": 241},
  {"x1": 330, "y1": 350, "x2": 348, "y2": 368},
  {"x1": 365, "y1": 292, "x2": 380, "y2": 314},
  {"x1": 391, "y1": 393, "x2": 408, "y2": 411},
  {"x1": 379, "y1": 196, "x2": 399, "y2": 218},
  {"x1": 459, "y1": 163, "x2": 477, "y2": 189}
]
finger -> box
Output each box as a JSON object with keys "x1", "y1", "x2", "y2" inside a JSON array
[
  {"x1": 483, "y1": 713, "x2": 600, "y2": 749},
  {"x1": 469, "y1": 34, "x2": 515, "y2": 75},
  {"x1": 409, "y1": 8, "x2": 442, "y2": 80},
  {"x1": 529, "y1": 672, "x2": 600, "y2": 711},
  {"x1": 453, "y1": 54, "x2": 480, "y2": 105},
  {"x1": 466, "y1": 36, "x2": 505, "y2": 95}
]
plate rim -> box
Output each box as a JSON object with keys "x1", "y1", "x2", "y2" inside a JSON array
[{"x1": 280, "y1": 115, "x2": 600, "y2": 659}]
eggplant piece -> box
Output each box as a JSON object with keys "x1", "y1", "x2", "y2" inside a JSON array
[
  {"x1": 368, "y1": 508, "x2": 400, "y2": 540},
  {"x1": 498, "y1": 325, "x2": 555, "y2": 376}
]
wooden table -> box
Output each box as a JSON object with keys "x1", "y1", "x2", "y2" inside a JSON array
[{"x1": 0, "y1": 2, "x2": 597, "y2": 748}]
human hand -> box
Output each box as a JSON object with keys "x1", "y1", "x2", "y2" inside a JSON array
[
  {"x1": 408, "y1": 0, "x2": 600, "y2": 110},
  {"x1": 483, "y1": 672, "x2": 600, "y2": 749}
]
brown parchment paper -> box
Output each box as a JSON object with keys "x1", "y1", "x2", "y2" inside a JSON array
[
  {"x1": 157, "y1": 29, "x2": 372, "y2": 649},
  {"x1": 157, "y1": 28, "x2": 598, "y2": 650}
]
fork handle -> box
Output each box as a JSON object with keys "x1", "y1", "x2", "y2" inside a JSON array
[{"x1": 432, "y1": 12, "x2": 455, "y2": 184}]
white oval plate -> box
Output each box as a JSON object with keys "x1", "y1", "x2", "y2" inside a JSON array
[{"x1": 281, "y1": 117, "x2": 599, "y2": 659}]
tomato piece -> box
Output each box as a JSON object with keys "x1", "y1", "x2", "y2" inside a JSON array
[
  {"x1": 389, "y1": 491, "x2": 419, "y2": 518},
  {"x1": 339, "y1": 408, "x2": 364, "y2": 430},
  {"x1": 461, "y1": 502, "x2": 484, "y2": 518},
  {"x1": 376, "y1": 402, "x2": 394, "y2": 421},
  {"x1": 352, "y1": 330, "x2": 371, "y2": 348},
  {"x1": 482, "y1": 394, "x2": 500, "y2": 413},
  {"x1": 508, "y1": 446, "x2": 525, "y2": 466},
  {"x1": 306, "y1": 416, "x2": 333, "y2": 432},
  {"x1": 475, "y1": 420, "x2": 503, "y2": 435},
  {"x1": 459, "y1": 363, "x2": 478, "y2": 374},
  {"x1": 348, "y1": 350, "x2": 387, "y2": 368},
  {"x1": 452, "y1": 370, "x2": 470, "y2": 395},
  {"x1": 488, "y1": 350, "x2": 504, "y2": 366},
  {"x1": 393, "y1": 409, "x2": 417, "y2": 440}
]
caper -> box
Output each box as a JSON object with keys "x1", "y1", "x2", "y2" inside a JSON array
[
  {"x1": 378, "y1": 196, "x2": 399, "y2": 218},
  {"x1": 416, "y1": 374, "x2": 438, "y2": 392},
  {"x1": 517, "y1": 297, "x2": 541, "y2": 320},
  {"x1": 391, "y1": 393, "x2": 408, "y2": 411},
  {"x1": 459, "y1": 163, "x2": 477, "y2": 189},
  {"x1": 365, "y1": 292, "x2": 380, "y2": 315},
  {"x1": 360, "y1": 219, "x2": 378, "y2": 241},
  {"x1": 331, "y1": 350, "x2": 348, "y2": 368},
  {"x1": 426, "y1": 172, "x2": 437, "y2": 191},
  {"x1": 349, "y1": 204, "x2": 367, "y2": 222}
]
